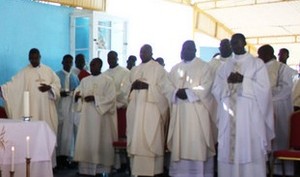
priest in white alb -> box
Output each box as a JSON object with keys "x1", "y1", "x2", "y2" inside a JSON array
[
  {"x1": 103, "y1": 50, "x2": 130, "y2": 171},
  {"x1": 168, "y1": 40, "x2": 216, "y2": 177},
  {"x1": 126, "y1": 44, "x2": 172, "y2": 177},
  {"x1": 212, "y1": 34, "x2": 275, "y2": 177},
  {"x1": 56, "y1": 54, "x2": 80, "y2": 167},
  {"x1": 73, "y1": 58, "x2": 117, "y2": 176},
  {"x1": 0, "y1": 48, "x2": 61, "y2": 133}
]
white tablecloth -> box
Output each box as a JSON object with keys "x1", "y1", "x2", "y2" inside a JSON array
[{"x1": 0, "y1": 119, "x2": 56, "y2": 177}]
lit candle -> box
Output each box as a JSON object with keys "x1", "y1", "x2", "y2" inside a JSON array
[
  {"x1": 26, "y1": 136, "x2": 30, "y2": 158},
  {"x1": 23, "y1": 91, "x2": 30, "y2": 117},
  {"x1": 11, "y1": 146, "x2": 15, "y2": 172}
]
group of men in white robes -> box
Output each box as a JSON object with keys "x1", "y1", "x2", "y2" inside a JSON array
[
  {"x1": 56, "y1": 51, "x2": 130, "y2": 176},
  {"x1": 258, "y1": 45, "x2": 298, "y2": 176},
  {"x1": 55, "y1": 50, "x2": 131, "y2": 176},
  {"x1": 1, "y1": 34, "x2": 298, "y2": 177},
  {"x1": 0, "y1": 49, "x2": 121, "y2": 176},
  {"x1": 124, "y1": 34, "x2": 276, "y2": 177}
]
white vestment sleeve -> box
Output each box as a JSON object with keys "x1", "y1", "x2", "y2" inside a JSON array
[
  {"x1": 73, "y1": 86, "x2": 82, "y2": 112},
  {"x1": 171, "y1": 89, "x2": 178, "y2": 103},
  {"x1": 272, "y1": 64, "x2": 293, "y2": 101},
  {"x1": 185, "y1": 89, "x2": 199, "y2": 102},
  {"x1": 48, "y1": 71, "x2": 61, "y2": 101},
  {"x1": 244, "y1": 63, "x2": 275, "y2": 151},
  {"x1": 212, "y1": 68, "x2": 231, "y2": 104},
  {"x1": 1, "y1": 71, "x2": 25, "y2": 118},
  {"x1": 94, "y1": 77, "x2": 116, "y2": 115},
  {"x1": 293, "y1": 79, "x2": 300, "y2": 107},
  {"x1": 117, "y1": 71, "x2": 131, "y2": 108}
]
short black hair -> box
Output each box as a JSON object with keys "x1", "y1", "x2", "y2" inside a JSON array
[
  {"x1": 29, "y1": 48, "x2": 40, "y2": 57},
  {"x1": 231, "y1": 33, "x2": 246, "y2": 43},
  {"x1": 62, "y1": 54, "x2": 73, "y2": 62},
  {"x1": 92, "y1": 57, "x2": 103, "y2": 68},
  {"x1": 128, "y1": 55, "x2": 137, "y2": 62}
]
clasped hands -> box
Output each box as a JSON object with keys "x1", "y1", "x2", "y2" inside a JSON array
[
  {"x1": 131, "y1": 80, "x2": 149, "y2": 91},
  {"x1": 74, "y1": 92, "x2": 94, "y2": 102},
  {"x1": 38, "y1": 83, "x2": 51, "y2": 92},
  {"x1": 60, "y1": 91, "x2": 69, "y2": 97},
  {"x1": 176, "y1": 88, "x2": 187, "y2": 100},
  {"x1": 227, "y1": 72, "x2": 244, "y2": 83}
]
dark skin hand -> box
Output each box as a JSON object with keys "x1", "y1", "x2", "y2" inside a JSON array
[
  {"x1": 84, "y1": 95, "x2": 95, "y2": 102},
  {"x1": 227, "y1": 72, "x2": 244, "y2": 84},
  {"x1": 176, "y1": 88, "x2": 187, "y2": 100},
  {"x1": 74, "y1": 92, "x2": 81, "y2": 102},
  {"x1": 38, "y1": 83, "x2": 51, "y2": 92},
  {"x1": 131, "y1": 80, "x2": 149, "y2": 91},
  {"x1": 60, "y1": 91, "x2": 69, "y2": 97}
]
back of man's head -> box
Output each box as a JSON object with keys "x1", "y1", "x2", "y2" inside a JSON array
[
  {"x1": 108, "y1": 51, "x2": 118, "y2": 59},
  {"x1": 258, "y1": 44, "x2": 274, "y2": 63}
]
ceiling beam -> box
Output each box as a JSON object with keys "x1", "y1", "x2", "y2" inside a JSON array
[
  {"x1": 167, "y1": 0, "x2": 300, "y2": 49},
  {"x1": 247, "y1": 34, "x2": 300, "y2": 45},
  {"x1": 33, "y1": 0, "x2": 106, "y2": 11},
  {"x1": 193, "y1": 0, "x2": 299, "y2": 10},
  {"x1": 193, "y1": 6, "x2": 257, "y2": 54},
  {"x1": 165, "y1": 0, "x2": 192, "y2": 5}
]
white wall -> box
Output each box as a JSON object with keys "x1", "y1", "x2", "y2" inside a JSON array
[{"x1": 106, "y1": 0, "x2": 194, "y2": 71}]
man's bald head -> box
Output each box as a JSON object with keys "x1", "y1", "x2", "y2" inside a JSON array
[
  {"x1": 140, "y1": 44, "x2": 153, "y2": 63},
  {"x1": 181, "y1": 40, "x2": 196, "y2": 61},
  {"x1": 219, "y1": 39, "x2": 232, "y2": 58}
]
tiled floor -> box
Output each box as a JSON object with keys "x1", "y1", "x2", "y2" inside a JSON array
[
  {"x1": 53, "y1": 168, "x2": 77, "y2": 177},
  {"x1": 53, "y1": 162, "x2": 300, "y2": 177},
  {"x1": 53, "y1": 168, "x2": 130, "y2": 177}
]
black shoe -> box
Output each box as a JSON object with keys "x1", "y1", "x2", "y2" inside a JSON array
[
  {"x1": 76, "y1": 172, "x2": 96, "y2": 176},
  {"x1": 52, "y1": 167, "x2": 59, "y2": 174},
  {"x1": 57, "y1": 155, "x2": 69, "y2": 169},
  {"x1": 68, "y1": 161, "x2": 79, "y2": 169}
]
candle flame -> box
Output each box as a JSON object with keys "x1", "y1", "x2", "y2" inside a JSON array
[{"x1": 11, "y1": 146, "x2": 15, "y2": 151}]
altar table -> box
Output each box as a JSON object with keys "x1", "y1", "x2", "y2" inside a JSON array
[{"x1": 0, "y1": 119, "x2": 56, "y2": 177}]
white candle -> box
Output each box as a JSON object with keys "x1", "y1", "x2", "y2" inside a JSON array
[
  {"x1": 23, "y1": 91, "x2": 30, "y2": 117},
  {"x1": 26, "y1": 136, "x2": 30, "y2": 158},
  {"x1": 11, "y1": 146, "x2": 15, "y2": 172}
]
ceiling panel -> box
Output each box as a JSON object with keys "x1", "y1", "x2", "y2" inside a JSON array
[
  {"x1": 191, "y1": 0, "x2": 300, "y2": 65},
  {"x1": 200, "y1": 1, "x2": 300, "y2": 39}
]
